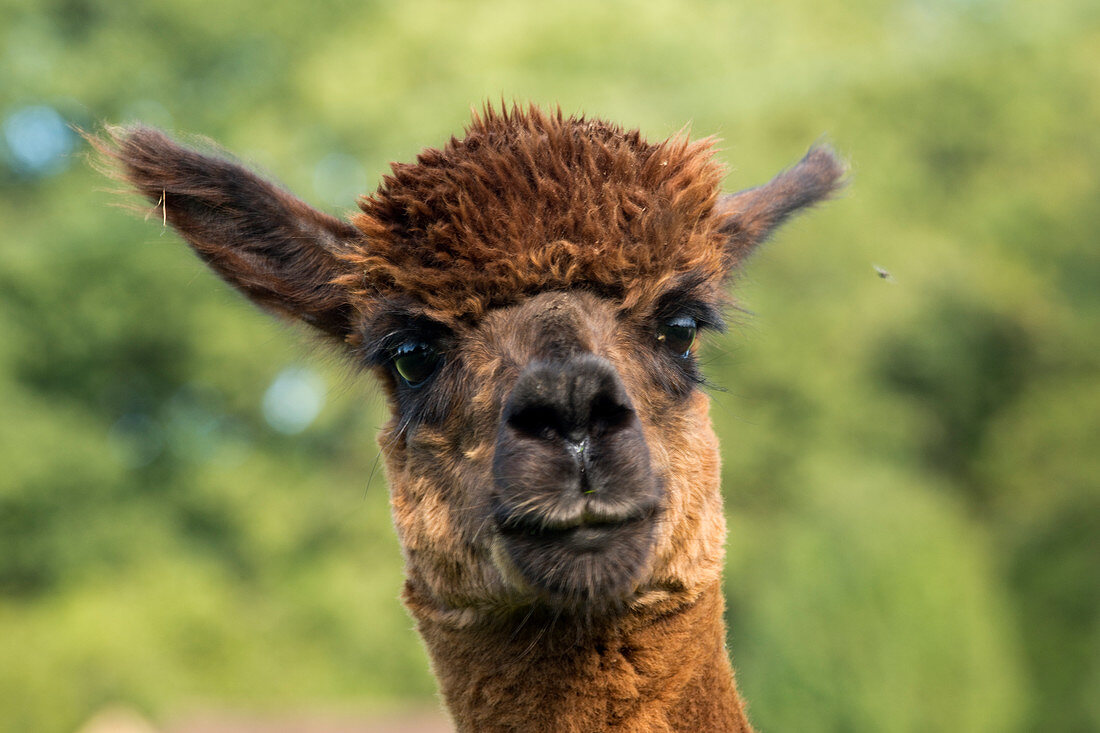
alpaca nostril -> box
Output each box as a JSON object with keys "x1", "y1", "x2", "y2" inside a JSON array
[
  {"x1": 507, "y1": 395, "x2": 633, "y2": 444},
  {"x1": 507, "y1": 403, "x2": 566, "y2": 442},
  {"x1": 588, "y1": 392, "x2": 634, "y2": 437},
  {"x1": 503, "y1": 356, "x2": 636, "y2": 445}
]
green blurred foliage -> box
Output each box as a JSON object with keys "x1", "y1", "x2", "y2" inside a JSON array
[{"x1": 1, "y1": 0, "x2": 1097, "y2": 731}]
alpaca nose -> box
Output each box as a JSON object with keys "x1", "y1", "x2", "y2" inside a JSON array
[{"x1": 502, "y1": 355, "x2": 636, "y2": 448}]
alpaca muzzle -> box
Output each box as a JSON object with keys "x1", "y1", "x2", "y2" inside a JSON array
[{"x1": 490, "y1": 354, "x2": 663, "y2": 607}]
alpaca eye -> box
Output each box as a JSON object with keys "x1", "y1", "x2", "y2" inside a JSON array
[
  {"x1": 656, "y1": 316, "x2": 697, "y2": 357},
  {"x1": 393, "y1": 342, "x2": 441, "y2": 387}
]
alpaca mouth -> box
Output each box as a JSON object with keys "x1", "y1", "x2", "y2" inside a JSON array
[
  {"x1": 504, "y1": 517, "x2": 647, "y2": 555},
  {"x1": 491, "y1": 496, "x2": 661, "y2": 606},
  {"x1": 494, "y1": 500, "x2": 658, "y2": 551}
]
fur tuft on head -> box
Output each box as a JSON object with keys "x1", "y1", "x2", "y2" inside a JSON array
[{"x1": 340, "y1": 104, "x2": 732, "y2": 319}]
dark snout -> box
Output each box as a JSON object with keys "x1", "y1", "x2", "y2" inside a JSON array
[
  {"x1": 503, "y1": 354, "x2": 635, "y2": 447},
  {"x1": 491, "y1": 355, "x2": 662, "y2": 606}
]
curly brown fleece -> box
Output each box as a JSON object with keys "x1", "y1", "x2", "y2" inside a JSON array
[{"x1": 342, "y1": 105, "x2": 732, "y2": 320}]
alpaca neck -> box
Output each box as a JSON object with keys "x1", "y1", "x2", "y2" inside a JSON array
[{"x1": 408, "y1": 580, "x2": 753, "y2": 732}]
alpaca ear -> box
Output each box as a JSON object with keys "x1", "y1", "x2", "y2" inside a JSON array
[
  {"x1": 91, "y1": 125, "x2": 362, "y2": 339},
  {"x1": 715, "y1": 145, "x2": 846, "y2": 264}
]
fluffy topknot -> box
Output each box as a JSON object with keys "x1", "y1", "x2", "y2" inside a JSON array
[{"x1": 342, "y1": 105, "x2": 731, "y2": 318}]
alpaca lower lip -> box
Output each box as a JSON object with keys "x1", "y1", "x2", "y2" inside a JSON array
[
  {"x1": 507, "y1": 516, "x2": 642, "y2": 547},
  {"x1": 556, "y1": 523, "x2": 631, "y2": 552},
  {"x1": 493, "y1": 501, "x2": 658, "y2": 539}
]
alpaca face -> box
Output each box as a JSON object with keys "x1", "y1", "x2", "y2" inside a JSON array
[
  {"x1": 364, "y1": 287, "x2": 728, "y2": 615},
  {"x1": 94, "y1": 105, "x2": 843, "y2": 626}
]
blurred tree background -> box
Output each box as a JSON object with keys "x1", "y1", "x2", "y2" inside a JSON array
[{"x1": 1, "y1": 0, "x2": 1097, "y2": 731}]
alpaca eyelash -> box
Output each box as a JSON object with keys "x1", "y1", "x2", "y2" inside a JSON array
[
  {"x1": 360, "y1": 318, "x2": 452, "y2": 369},
  {"x1": 651, "y1": 291, "x2": 727, "y2": 334},
  {"x1": 646, "y1": 300, "x2": 729, "y2": 395}
]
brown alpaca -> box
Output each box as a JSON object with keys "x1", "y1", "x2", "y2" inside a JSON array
[{"x1": 92, "y1": 106, "x2": 843, "y2": 732}]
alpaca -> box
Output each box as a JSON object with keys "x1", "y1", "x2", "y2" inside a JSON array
[{"x1": 93, "y1": 106, "x2": 843, "y2": 732}]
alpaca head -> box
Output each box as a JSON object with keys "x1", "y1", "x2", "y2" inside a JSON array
[{"x1": 96, "y1": 106, "x2": 843, "y2": 624}]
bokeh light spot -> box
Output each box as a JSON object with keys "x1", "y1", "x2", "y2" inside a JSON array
[
  {"x1": 262, "y1": 366, "x2": 326, "y2": 434},
  {"x1": 3, "y1": 105, "x2": 73, "y2": 176}
]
